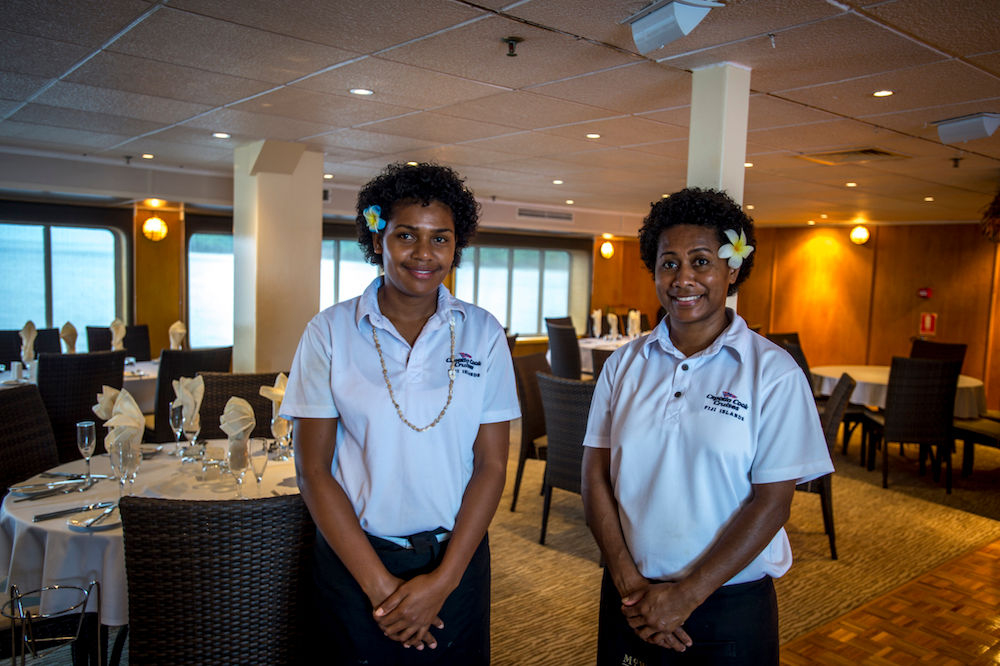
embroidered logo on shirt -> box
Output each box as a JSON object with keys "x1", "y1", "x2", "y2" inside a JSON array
[
  {"x1": 703, "y1": 390, "x2": 748, "y2": 421},
  {"x1": 448, "y1": 352, "x2": 481, "y2": 377}
]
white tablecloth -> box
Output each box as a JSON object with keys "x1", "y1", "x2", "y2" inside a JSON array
[
  {"x1": 574, "y1": 336, "x2": 640, "y2": 373},
  {"x1": 0, "y1": 445, "x2": 298, "y2": 626},
  {"x1": 0, "y1": 359, "x2": 157, "y2": 413},
  {"x1": 811, "y1": 364, "x2": 986, "y2": 419}
]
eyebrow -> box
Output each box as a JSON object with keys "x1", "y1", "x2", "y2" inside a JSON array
[
  {"x1": 659, "y1": 246, "x2": 712, "y2": 257},
  {"x1": 393, "y1": 224, "x2": 454, "y2": 234}
]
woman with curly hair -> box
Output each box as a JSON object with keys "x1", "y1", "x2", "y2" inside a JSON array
[
  {"x1": 582, "y1": 187, "x2": 832, "y2": 664},
  {"x1": 283, "y1": 162, "x2": 519, "y2": 664}
]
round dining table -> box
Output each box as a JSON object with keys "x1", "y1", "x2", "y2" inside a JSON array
[
  {"x1": 0, "y1": 443, "x2": 298, "y2": 627},
  {"x1": 811, "y1": 364, "x2": 987, "y2": 419}
]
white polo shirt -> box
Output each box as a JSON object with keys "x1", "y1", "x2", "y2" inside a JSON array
[
  {"x1": 583, "y1": 311, "x2": 832, "y2": 585},
  {"x1": 282, "y1": 277, "x2": 520, "y2": 539}
]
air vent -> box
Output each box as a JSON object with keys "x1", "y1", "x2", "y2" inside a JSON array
[
  {"x1": 322, "y1": 188, "x2": 330, "y2": 202},
  {"x1": 516, "y1": 207, "x2": 573, "y2": 222},
  {"x1": 796, "y1": 147, "x2": 909, "y2": 166}
]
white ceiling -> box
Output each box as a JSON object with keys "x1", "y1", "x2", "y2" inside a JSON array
[{"x1": 1, "y1": 0, "x2": 998, "y2": 226}]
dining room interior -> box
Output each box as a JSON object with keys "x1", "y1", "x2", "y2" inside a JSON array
[{"x1": 2, "y1": 0, "x2": 1000, "y2": 664}]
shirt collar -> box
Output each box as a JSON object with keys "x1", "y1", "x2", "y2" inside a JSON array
[
  {"x1": 642, "y1": 308, "x2": 749, "y2": 363},
  {"x1": 355, "y1": 275, "x2": 467, "y2": 331}
]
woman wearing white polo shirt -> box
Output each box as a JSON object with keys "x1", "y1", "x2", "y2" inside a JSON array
[
  {"x1": 582, "y1": 188, "x2": 832, "y2": 664},
  {"x1": 283, "y1": 163, "x2": 519, "y2": 664}
]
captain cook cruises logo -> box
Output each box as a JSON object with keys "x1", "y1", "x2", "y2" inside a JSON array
[
  {"x1": 447, "y1": 352, "x2": 481, "y2": 378},
  {"x1": 703, "y1": 389, "x2": 748, "y2": 421}
]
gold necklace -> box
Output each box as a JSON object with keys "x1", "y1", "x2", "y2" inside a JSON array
[{"x1": 371, "y1": 316, "x2": 456, "y2": 432}]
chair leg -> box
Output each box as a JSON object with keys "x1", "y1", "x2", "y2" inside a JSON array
[
  {"x1": 818, "y1": 480, "x2": 837, "y2": 560},
  {"x1": 881, "y1": 436, "x2": 889, "y2": 489},
  {"x1": 510, "y1": 450, "x2": 528, "y2": 512},
  {"x1": 961, "y1": 439, "x2": 974, "y2": 477},
  {"x1": 539, "y1": 485, "x2": 553, "y2": 545},
  {"x1": 938, "y1": 442, "x2": 952, "y2": 495}
]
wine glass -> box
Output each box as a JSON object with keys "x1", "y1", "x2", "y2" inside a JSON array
[
  {"x1": 108, "y1": 440, "x2": 126, "y2": 500},
  {"x1": 228, "y1": 437, "x2": 250, "y2": 499},
  {"x1": 169, "y1": 403, "x2": 185, "y2": 456},
  {"x1": 249, "y1": 438, "x2": 269, "y2": 495},
  {"x1": 271, "y1": 416, "x2": 290, "y2": 461},
  {"x1": 124, "y1": 441, "x2": 141, "y2": 495},
  {"x1": 76, "y1": 421, "x2": 96, "y2": 484},
  {"x1": 182, "y1": 421, "x2": 201, "y2": 462}
]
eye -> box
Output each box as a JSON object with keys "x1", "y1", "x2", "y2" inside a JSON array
[
  {"x1": 693, "y1": 256, "x2": 711, "y2": 267},
  {"x1": 396, "y1": 231, "x2": 413, "y2": 240},
  {"x1": 661, "y1": 259, "x2": 678, "y2": 270}
]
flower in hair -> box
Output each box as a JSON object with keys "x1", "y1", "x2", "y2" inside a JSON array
[
  {"x1": 363, "y1": 205, "x2": 386, "y2": 232},
  {"x1": 718, "y1": 229, "x2": 754, "y2": 269}
]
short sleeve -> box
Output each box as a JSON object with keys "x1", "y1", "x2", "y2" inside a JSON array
[
  {"x1": 479, "y1": 321, "x2": 521, "y2": 424},
  {"x1": 750, "y1": 367, "x2": 833, "y2": 485},
  {"x1": 583, "y1": 352, "x2": 617, "y2": 449},
  {"x1": 280, "y1": 316, "x2": 339, "y2": 420}
]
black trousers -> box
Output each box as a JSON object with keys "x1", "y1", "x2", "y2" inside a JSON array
[
  {"x1": 597, "y1": 570, "x2": 779, "y2": 666},
  {"x1": 312, "y1": 530, "x2": 491, "y2": 666}
]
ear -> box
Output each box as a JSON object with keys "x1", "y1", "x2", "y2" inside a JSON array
[
  {"x1": 372, "y1": 232, "x2": 383, "y2": 255},
  {"x1": 727, "y1": 265, "x2": 739, "y2": 285}
]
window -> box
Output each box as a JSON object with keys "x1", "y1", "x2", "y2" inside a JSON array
[
  {"x1": 320, "y1": 239, "x2": 380, "y2": 311},
  {"x1": 187, "y1": 233, "x2": 234, "y2": 348},
  {"x1": 455, "y1": 246, "x2": 579, "y2": 336},
  {"x1": 0, "y1": 222, "x2": 121, "y2": 350}
]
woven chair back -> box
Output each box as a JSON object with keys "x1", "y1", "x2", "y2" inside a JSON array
[
  {"x1": 0, "y1": 384, "x2": 59, "y2": 499},
  {"x1": 795, "y1": 374, "x2": 855, "y2": 496},
  {"x1": 85, "y1": 326, "x2": 111, "y2": 352},
  {"x1": 0, "y1": 330, "x2": 20, "y2": 366},
  {"x1": 536, "y1": 372, "x2": 595, "y2": 495},
  {"x1": 35, "y1": 350, "x2": 126, "y2": 463},
  {"x1": 544, "y1": 316, "x2": 573, "y2": 328},
  {"x1": 591, "y1": 348, "x2": 614, "y2": 378},
  {"x1": 197, "y1": 371, "x2": 281, "y2": 440},
  {"x1": 120, "y1": 494, "x2": 315, "y2": 664},
  {"x1": 883, "y1": 357, "x2": 960, "y2": 447},
  {"x1": 35, "y1": 328, "x2": 61, "y2": 354},
  {"x1": 909, "y1": 339, "x2": 967, "y2": 367},
  {"x1": 150, "y1": 347, "x2": 232, "y2": 443},
  {"x1": 779, "y1": 341, "x2": 813, "y2": 386},
  {"x1": 513, "y1": 353, "x2": 549, "y2": 455},
  {"x1": 546, "y1": 322, "x2": 581, "y2": 380},
  {"x1": 86, "y1": 324, "x2": 152, "y2": 360},
  {"x1": 765, "y1": 331, "x2": 801, "y2": 349}
]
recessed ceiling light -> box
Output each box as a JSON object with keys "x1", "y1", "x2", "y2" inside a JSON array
[
  {"x1": 845, "y1": 182, "x2": 858, "y2": 188},
  {"x1": 406, "y1": 161, "x2": 418, "y2": 166},
  {"x1": 744, "y1": 162, "x2": 754, "y2": 168},
  {"x1": 807, "y1": 220, "x2": 816, "y2": 225},
  {"x1": 820, "y1": 214, "x2": 828, "y2": 219},
  {"x1": 212, "y1": 132, "x2": 231, "y2": 139},
  {"x1": 745, "y1": 204, "x2": 754, "y2": 210},
  {"x1": 601, "y1": 233, "x2": 613, "y2": 240},
  {"x1": 323, "y1": 173, "x2": 334, "y2": 180},
  {"x1": 585, "y1": 133, "x2": 601, "y2": 139},
  {"x1": 872, "y1": 90, "x2": 894, "y2": 97},
  {"x1": 924, "y1": 196, "x2": 934, "y2": 202},
  {"x1": 141, "y1": 153, "x2": 154, "y2": 160},
  {"x1": 349, "y1": 88, "x2": 374, "y2": 96},
  {"x1": 565, "y1": 199, "x2": 575, "y2": 205},
  {"x1": 552, "y1": 179, "x2": 563, "y2": 185},
  {"x1": 662, "y1": 194, "x2": 669, "y2": 198},
  {"x1": 146, "y1": 198, "x2": 164, "y2": 208}
]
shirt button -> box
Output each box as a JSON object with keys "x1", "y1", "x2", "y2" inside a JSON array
[
  {"x1": 674, "y1": 391, "x2": 682, "y2": 398},
  {"x1": 681, "y1": 364, "x2": 689, "y2": 371}
]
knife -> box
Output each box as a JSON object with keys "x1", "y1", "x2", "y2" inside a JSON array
[
  {"x1": 85, "y1": 504, "x2": 118, "y2": 528},
  {"x1": 40, "y1": 472, "x2": 112, "y2": 480},
  {"x1": 13, "y1": 480, "x2": 94, "y2": 503},
  {"x1": 33, "y1": 501, "x2": 115, "y2": 522}
]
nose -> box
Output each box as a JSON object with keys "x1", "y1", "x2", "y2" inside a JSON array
[
  {"x1": 671, "y1": 262, "x2": 695, "y2": 287},
  {"x1": 413, "y1": 236, "x2": 433, "y2": 260}
]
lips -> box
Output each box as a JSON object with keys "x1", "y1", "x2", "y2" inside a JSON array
[
  {"x1": 406, "y1": 265, "x2": 438, "y2": 279},
  {"x1": 672, "y1": 294, "x2": 701, "y2": 304}
]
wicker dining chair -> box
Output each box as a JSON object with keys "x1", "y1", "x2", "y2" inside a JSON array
[
  {"x1": 0, "y1": 384, "x2": 60, "y2": 499},
  {"x1": 510, "y1": 353, "x2": 550, "y2": 512},
  {"x1": 35, "y1": 350, "x2": 126, "y2": 463},
  {"x1": 795, "y1": 372, "x2": 855, "y2": 560},
  {"x1": 765, "y1": 331, "x2": 801, "y2": 349},
  {"x1": 536, "y1": 372, "x2": 595, "y2": 545},
  {"x1": 146, "y1": 346, "x2": 232, "y2": 443},
  {"x1": 909, "y1": 339, "x2": 967, "y2": 367},
  {"x1": 546, "y1": 321, "x2": 582, "y2": 380},
  {"x1": 119, "y1": 494, "x2": 315, "y2": 665},
  {"x1": 863, "y1": 357, "x2": 960, "y2": 493},
  {"x1": 590, "y1": 348, "x2": 614, "y2": 379},
  {"x1": 86, "y1": 325, "x2": 152, "y2": 361},
  {"x1": 197, "y1": 371, "x2": 281, "y2": 440}
]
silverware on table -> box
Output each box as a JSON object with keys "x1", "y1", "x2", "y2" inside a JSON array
[
  {"x1": 13, "y1": 480, "x2": 95, "y2": 503},
  {"x1": 40, "y1": 472, "x2": 112, "y2": 480},
  {"x1": 85, "y1": 504, "x2": 117, "y2": 527},
  {"x1": 33, "y1": 501, "x2": 115, "y2": 522}
]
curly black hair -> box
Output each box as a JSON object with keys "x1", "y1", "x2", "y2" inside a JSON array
[
  {"x1": 355, "y1": 162, "x2": 480, "y2": 267},
  {"x1": 637, "y1": 187, "x2": 756, "y2": 296}
]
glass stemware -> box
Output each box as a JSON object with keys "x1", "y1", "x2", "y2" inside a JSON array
[
  {"x1": 249, "y1": 438, "x2": 268, "y2": 495},
  {"x1": 182, "y1": 423, "x2": 202, "y2": 462},
  {"x1": 108, "y1": 441, "x2": 126, "y2": 500},
  {"x1": 271, "y1": 416, "x2": 291, "y2": 461},
  {"x1": 169, "y1": 403, "x2": 185, "y2": 456},
  {"x1": 124, "y1": 441, "x2": 141, "y2": 495},
  {"x1": 76, "y1": 421, "x2": 96, "y2": 484},
  {"x1": 228, "y1": 437, "x2": 250, "y2": 499}
]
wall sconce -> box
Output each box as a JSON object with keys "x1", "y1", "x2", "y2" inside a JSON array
[
  {"x1": 142, "y1": 216, "x2": 168, "y2": 241},
  {"x1": 849, "y1": 225, "x2": 870, "y2": 245},
  {"x1": 600, "y1": 241, "x2": 615, "y2": 259}
]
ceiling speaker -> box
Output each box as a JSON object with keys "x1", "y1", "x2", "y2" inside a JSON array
[
  {"x1": 934, "y1": 112, "x2": 1000, "y2": 144},
  {"x1": 624, "y1": 0, "x2": 723, "y2": 55}
]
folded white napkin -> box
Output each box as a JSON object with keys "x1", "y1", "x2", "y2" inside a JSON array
[
  {"x1": 172, "y1": 375, "x2": 204, "y2": 433},
  {"x1": 221, "y1": 397, "x2": 255, "y2": 468},
  {"x1": 104, "y1": 389, "x2": 144, "y2": 454},
  {"x1": 606, "y1": 313, "x2": 619, "y2": 339},
  {"x1": 590, "y1": 309, "x2": 602, "y2": 338},
  {"x1": 92, "y1": 385, "x2": 121, "y2": 421},
  {"x1": 110, "y1": 319, "x2": 126, "y2": 351},
  {"x1": 261, "y1": 373, "x2": 290, "y2": 439},
  {"x1": 60, "y1": 322, "x2": 77, "y2": 354},
  {"x1": 627, "y1": 310, "x2": 640, "y2": 337},
  {"x1": 168, "y1": 320, "x2": 186, "y2": 350},
  {"x1": 20, "y1": 320, "x2": 37, "y2": 363}
]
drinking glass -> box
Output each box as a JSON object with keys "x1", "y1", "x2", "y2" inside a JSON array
[
  {"x1": 124, "y1": 442, "x2": 141, "y2": 495},
  {"x1": 182, "y1": 423, "x2": 201, "y2": 462},
  {"x1": 76, "y1": 421, "x2": 96, "y2": 484},
  {"x1": 108, "y1": 441, "x2": 126, "y2": 500},
  {"x1": 169, "y1": 403, "x2": 185, "y2": 456},
  {"x1": 228, "y1": 438, "x2": 250, "y2": 499},
  {"x1": 249, "y1": 438, "x2": 269, "y2": 494},
  {"x1": 271, "y1": 416, "x2": 291, "y2": 461}
]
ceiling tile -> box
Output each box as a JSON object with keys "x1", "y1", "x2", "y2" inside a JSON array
[
  {"x1": 379, "y1": 15, "x2": 640, "y2": 90},
  {"x1": 231, "y1": 87, "x2": 416, "y2": 129},
  {"x1": 66, "y1": 51, "x2": 275, "y2": 106},
  {"x1": 102, "y1": 136, "x2": 233, "y2": 166},
  {"x1": 862, "y1": 0, "x2": 1000, "y2": 57},
  {"x1": 108, "y1": 7, "x2": 359, "y2": 83},
  {"x1": 747, "y1": 95, "x2": 840, "y2": 130},
  {"x1": 0, "y1": 71, "x2": 50, "y2": 103},
  {"x1": 461, "y1": 131, "x2": 599, "y2": 157},
  {"x1": 181, "y1": 108, "x2": 333, "y2": 142},
  {"x1": 360, "y1": 111, "x2": 520, "y2": 144},
  {"x1": 10, "y1": 103, "x2": 162, "y2": 136},
  {"x1": 539, "y1": 116, "x2": 686, "y2": 146},
  {"x1": 0, "y1": 120, "x2": 126, "y2": 150},
  {"x1": 33, "y1": 81, "x2": 212, "y2": 124},
  {"x1": 436, "y1": 91, "x2": 612, "y2": 130},
  {"x1": 2, "y1": 0, "x2": 154, "y2": 48},
  {"x1": 0, "y1": 29, "x2": 91, "y2": 78},
  {"x1": 529, "y1": 61, "x2": 691, "y2": 114},
  {"x1": 501, "y1": 0, "x2": 647, "y2": 52},
  {"x1": 312, "y1": 129, "x2": 438, "y2": 155},
  {"x1": 967, "y1": 51, "x2": 1000, "y2": 77}
]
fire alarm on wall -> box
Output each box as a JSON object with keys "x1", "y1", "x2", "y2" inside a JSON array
[{"x1": 917, "y1": 287, "x2": 932, "y2": 298}]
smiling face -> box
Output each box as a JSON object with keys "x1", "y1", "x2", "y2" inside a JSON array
[
  {"x1": 372, "y1": 199, "x2": 456, "y2": 306},
  {"x1": 655, "y1": 224, "x2": 738, "y2": 349}
]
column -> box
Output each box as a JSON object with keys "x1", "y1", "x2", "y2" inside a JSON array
[
  {"x1": 686, "y1": 62, "x2": 751, "y2": 202},
  {"x1": 233, "y1": 140, "x2": 323, "y2": 372}
]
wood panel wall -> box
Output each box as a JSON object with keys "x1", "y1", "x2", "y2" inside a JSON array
[
  {"x1": 590, "y1": 238, "x2": 661, "y2": 329},
  {"x1": 133, "y1": 207, "x2": 184, "y2": 356}
]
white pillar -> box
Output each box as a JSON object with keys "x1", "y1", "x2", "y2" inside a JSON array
[
  {"x1": 233, "y1": 140, "x2": 323, "y2": 372},
  {"x1": 686, "y1": 62, "x2": 751, "y2": 202}
]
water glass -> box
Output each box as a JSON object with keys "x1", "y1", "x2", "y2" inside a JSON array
[
  {"x1": 169, "y1": 403, "x2": 185, "y2": 455},
  {"x1": 108, "y1": 441, "x2": 126, "y2": 500},
  {"x1": 228, "y1": 437, "x2": 250, "y2": 499},
  {"x1": 249, "y1": 438, "x2": 269, "y2": 494},
  {"x1": 271, "y1": 416, "x2": 291, "y2": 461},
  {"x1": 76, "y1": 421, "x2": 96, "y2": 484},
  {"x1": 124, "y1": 442, "x2": 141, "y2": 495}
]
